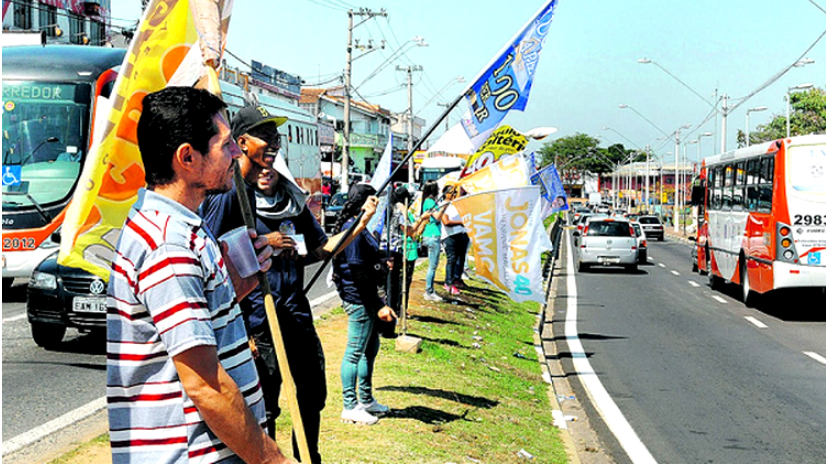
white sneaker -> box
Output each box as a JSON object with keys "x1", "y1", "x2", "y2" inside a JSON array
[
  {"x1": 359, "y1": 400, "x2": 389, "y2": 416},
  {"x1": 341, "y1": 407, "x2": 378, "y2": 425},
  {"x1": 424, "y1": 291, "x2": 443, "y2": 302}
]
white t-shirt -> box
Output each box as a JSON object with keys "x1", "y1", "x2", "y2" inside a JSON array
[{"x1": 441, "y1": 203, "x2": 466, "y2": 240}]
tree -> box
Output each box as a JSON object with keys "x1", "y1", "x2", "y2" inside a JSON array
[{"x1": 747, "y1": 86, "x2": 826, "y2": 145}]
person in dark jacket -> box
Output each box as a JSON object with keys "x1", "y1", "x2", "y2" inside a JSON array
[{"x1": 333, "y1": 183, "x2": 397, "y2": 425}]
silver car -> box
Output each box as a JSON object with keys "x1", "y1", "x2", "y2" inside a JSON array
[
  {"x1": 576, "y1": 218, "x2": 639, "y2": 272},
  {"x1": 630, "y1": 222, "x2": 648, "y2": 263}
]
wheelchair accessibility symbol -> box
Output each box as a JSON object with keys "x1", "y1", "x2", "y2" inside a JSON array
[
  {"x1": 2, "y1": 165, "x2": 22, "y2": 186},
  {"x1": 809, "y1": 251, "x2": 822, "y2": 266}
]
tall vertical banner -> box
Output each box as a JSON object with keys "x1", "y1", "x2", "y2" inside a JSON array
[
  {"x1": 453, "y1": 186, "x2": 552, "y2": 303},
  {"x1": 58, "y1": 0, "x2": 233, "y2": 279},
  {"x1": 531, "y1": 163, "x2": 568, "y2": 213},
  {"x1": 460, "y1": 0, "x2": 558, "y2": 139}
]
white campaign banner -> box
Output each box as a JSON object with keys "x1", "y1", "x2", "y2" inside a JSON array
[{"x1": 452, "y1": 186, "x2": 552, "y2": 303}]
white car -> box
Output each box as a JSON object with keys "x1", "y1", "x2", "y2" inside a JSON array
[
  {"x1": 630, "y1": 221, "x2": 648, "y2": 263},
  {"x1": 576, "y1": 218, "x2": 639, "y2": 272}
]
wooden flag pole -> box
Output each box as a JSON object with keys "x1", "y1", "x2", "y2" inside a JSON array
[{"x1": 232, "y1": 164, "x2": 310, "y2": 461}]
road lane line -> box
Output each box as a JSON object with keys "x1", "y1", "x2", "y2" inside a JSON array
[
  {"x1": 565, "y1": 237, "x2": 658, "y2": 464},
  {"x1": 712, "y1": 295, "x2": 727, "y2": 304},
  {"x1": 670, "y1": 270, "x2": 680, "y2": 276},
  {"x1": 2, "y1": 313, "x2": 27, "y2": 323},
  {"x1": 2, "y1": 397, "x2": 107, "y2": 456},
  {"x1": 688, "y1": 281, "x2": 700, "y2": 288},
  {"x1": 804, "y1": 351, "x2": 826, "y2": 366},
  {"x1": 744, "y1": 316, "x2": 768, "y2": 329},
  {"x1": 658, "y1": 263, "x2": 666, "y2": 268}
]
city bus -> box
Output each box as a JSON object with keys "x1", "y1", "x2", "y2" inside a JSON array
[
  {"x1": 2, "y1": 45, "x2": 126, "y2": 290},
  {"x1": 691, "y1": 134, "x2": 826, "y2": 305}
]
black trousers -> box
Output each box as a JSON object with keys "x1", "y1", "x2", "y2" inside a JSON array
[{"x1": 253, "y1": 312, "x2": 327, "y2": 464}]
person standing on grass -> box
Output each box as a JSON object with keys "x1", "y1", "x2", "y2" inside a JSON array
[
  {"x1": 332, "y1": 183, "x2": 398, "y2": 425},
  {"x1": 378, "y1": 185, "x2": 429, "y2": 336},
  {"x1": 199, "y1": 105, "x2": 377, "y2": 464},
  {"x1": 420, "y1": 180, "x2": 448, "y2": 302},
  {"x1": 106, "y1": 87, "x2": 296, "y2": 464},
  {"x1": 440, "y1": 186, "x2": 470, "y2": 295}
]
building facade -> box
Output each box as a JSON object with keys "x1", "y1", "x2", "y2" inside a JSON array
[{"x1": 2, "y1": 0, "x2": 111, "y2": 46}]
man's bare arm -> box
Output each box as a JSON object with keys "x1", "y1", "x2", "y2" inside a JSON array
[{"x1": 173, "y1": 346, "x2": 299, "y2": 464}]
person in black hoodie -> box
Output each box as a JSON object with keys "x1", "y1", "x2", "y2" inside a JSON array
[{"x1": 333, "y1": 183, "x2": 397, "y2": 425}]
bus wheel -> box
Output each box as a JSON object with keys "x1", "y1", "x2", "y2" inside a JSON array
[
  {"x1": 741, "y1": 260, "x2": 755, "y2": 308},
  {"x1": 707, "y1": 258, "x2": 720, "y2": 290}
]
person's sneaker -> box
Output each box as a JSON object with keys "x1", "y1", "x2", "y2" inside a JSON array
[
  {"x1": 424, "y1": 291, "x2": 443, "y2": 302},
  {"x1": 341, "y1": 407, "x2": 378, "y2": 425},
  {"x1": 449, "y1": 285, "x2": 461, "y2": 296},
  {"x1": 359, "y1": 400, "x2": 389, "y2": 416}
]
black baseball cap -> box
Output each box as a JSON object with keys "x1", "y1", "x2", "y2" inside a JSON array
[{"x1": 231, "y1": 105, "x2": 288, "y2": 140}]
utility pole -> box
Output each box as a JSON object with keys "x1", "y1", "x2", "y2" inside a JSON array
[
  {"x1": 343, "y1": 8, "x2": 387, "y2": 193},
  {"x1": 644, "y1": 144, "x2": 651, "y2": 212},
  {"x1": 437, "y1": 102, "x2": 451, "y2": 132},
  {"x1": 398, "y1": 65, "x2": 423, "y2": 184},
  {"x1": 674, "y1": 129, "x2": 682, "y2": 232},
  {"x1": 720, "y1": 94, "x2": 729, "y2": 153}
]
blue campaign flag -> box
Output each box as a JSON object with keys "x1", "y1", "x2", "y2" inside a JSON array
[
  {"x1": 531, "y1": 163, "x2": 568, "y2": 213},
  {"x1": 461, "y1": 0, "x2": 558, "y2": 139}
]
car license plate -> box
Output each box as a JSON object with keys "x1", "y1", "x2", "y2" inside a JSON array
[
  {"x1": 73, "y1": 296, "x2": 107, "y2": 313},
  {"x1": 599, "y1": 257, "x2": 620, "y2": 264}
]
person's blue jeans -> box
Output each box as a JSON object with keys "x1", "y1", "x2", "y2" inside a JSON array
[
  {"x1": 340, "y1": 302, "x2": 380, "y2": 410},
  {"x1": 424, "y1": 236, "x2": 441, "y2": 294}
]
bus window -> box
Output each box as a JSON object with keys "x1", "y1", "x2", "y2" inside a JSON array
[
  {"x1": 746, "y1": 158, "x2": 760, "y2": 185},
  {"x1": 757, "y1": 156, "x2": 774, "y2": 213},
  {"x1": 733, "y1": 161, "x2": 745, "y2": 210},
  {"x1": 722, "y1": 164, "x2": 733, "y2": 209}
]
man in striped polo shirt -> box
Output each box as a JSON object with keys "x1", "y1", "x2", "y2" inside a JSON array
[{"x1": 107, "y1": 87, "x2": 297, "y2": 464}]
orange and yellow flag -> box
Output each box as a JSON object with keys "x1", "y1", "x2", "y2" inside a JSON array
[{"x1": 58, "y1": 0, "x2": 232, "y2": 279}]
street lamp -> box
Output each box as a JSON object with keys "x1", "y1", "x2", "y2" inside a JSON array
[
  {"x1": 673, "y1": 124, "x2": 691, "y2": 232},
  {"x1": 793, "y1": 58, "x2": 815, "y2": 67},
  {"x1": 695, "y1": 132, "x2": 713, "y2": 164},
  {"x1": 618, "y1": 103, "x2": 669, "y2": 137},
  {"x1": 744, "y1": 107, "x2": 767, "y2": 147},
  {"x1": 786, "y1": 83, "x2": 814, "y2": 137}
]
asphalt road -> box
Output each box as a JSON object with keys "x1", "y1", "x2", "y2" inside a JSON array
[
  {"x1": 559, "y1": 234, "x2": 826, "y2": 464},
  {"x1": 1, "y1": 259, "x2": 338, "y2": 448}
]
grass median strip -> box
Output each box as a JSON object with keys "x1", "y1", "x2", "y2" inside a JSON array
[{"x1": 52, "y1": 262, "x2": 568, "y2": 464}]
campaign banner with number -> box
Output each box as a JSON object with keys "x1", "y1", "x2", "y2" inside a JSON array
[
  {"x1": 461, "y1": 125, "x2": 528, "y2": 178},
  {"x1": 531, "y1": 163, "x2": 568, "y2": 213},
  {"x1": 452, "y1": 186, "x2": 552, "y2": 303},
  {"x1": 460, "y1": 0, "x2": 558, "y2": 139},
  {"x1": 58, "y1": 0, "x2": 233, "y2": 279}
]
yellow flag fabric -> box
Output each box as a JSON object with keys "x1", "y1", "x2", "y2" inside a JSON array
[
  {"x1": 452, "y1": 186, "x2": 552, "y2": 303},
  {"x1": 461, "y1": 125, "x2": 528, "y2": 178},
  {"x1": 457, "y1": 153, "x2": 531, "y2": 195},
  {"x1": 57, "y1": 0, "x2": 219, "y2": 279}
]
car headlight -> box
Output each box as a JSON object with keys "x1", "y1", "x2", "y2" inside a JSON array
[{"x1": 30, "y1": 271, "x2": 58, "y2": 290}]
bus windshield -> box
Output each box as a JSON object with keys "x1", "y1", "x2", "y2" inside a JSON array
[
  {"x1": 2, "y1": 81, "x2": 90, "y2": 210},
  {"x1": 787, "y1": 144, "x2": 826, "y2": 194}
]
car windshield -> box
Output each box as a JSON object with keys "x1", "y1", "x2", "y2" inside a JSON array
[
  {"x1": 330, "y1": 193, "x2": 348, "y2": 207},
  {"x1": 587, "y1": 221, "x2": 631, "y2": 236},
  {"x1": 639, "y1": 217, "x2": 661, "y2": 225},
  {"x1": 632, "y1": 224, "x2": 642, "y2": 235}
]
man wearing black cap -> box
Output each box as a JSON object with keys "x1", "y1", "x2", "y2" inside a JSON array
[{"x1": 200, "y1": 105, "x2": 377, "y2": 464}]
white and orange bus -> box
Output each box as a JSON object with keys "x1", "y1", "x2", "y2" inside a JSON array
[{"x1": 692, "y1": 134, "x2": 826, "y2": 305}]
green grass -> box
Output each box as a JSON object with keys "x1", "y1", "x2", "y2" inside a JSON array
[
  {"x1": 274, "y1": 262, "x2": 569, "y2": 463},
  {"x1": 47, "y1": 433, "x2": 109, "y2": 464}
]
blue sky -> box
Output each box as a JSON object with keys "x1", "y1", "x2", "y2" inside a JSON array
[{"x1": 112, "y1": 0, "x2": 825, "y2": 164}]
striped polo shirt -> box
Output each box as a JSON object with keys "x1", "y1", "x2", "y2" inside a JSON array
[{"x1": 107, "y1": 189, "x2": 265, "y2": 464}]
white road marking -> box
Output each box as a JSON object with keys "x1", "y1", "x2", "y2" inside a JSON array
[
  {"x1": 565, "y1": 238, "x2": 658, "y2": 464},
  {"x1": 2, "y1": 313, "x2": 27, "y2": 323},
  {"x1": 309, "y1": 291, "x2": 338, "y2": 308},
  {"x1": 744, "y1": 316, "x2": 768, "y2": 329},
  {"x1": 712, "y1": 296, "x2": 727, "y2": 304},
  {"x1": 804, "y1": 351, "x2": 826, "y2": 366},
  {"x1": 2, "y1": 397, "x2": 107, "y2": 456},
  {"x1": 688, "y1": 281, "x2": 700, "y2": 288},
  {"x1": 658, "y1": 263, "x2": 666, "y2": 268},
  {"x1": 670, "y1": 270, "x2": 680, "y2": 276}
]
